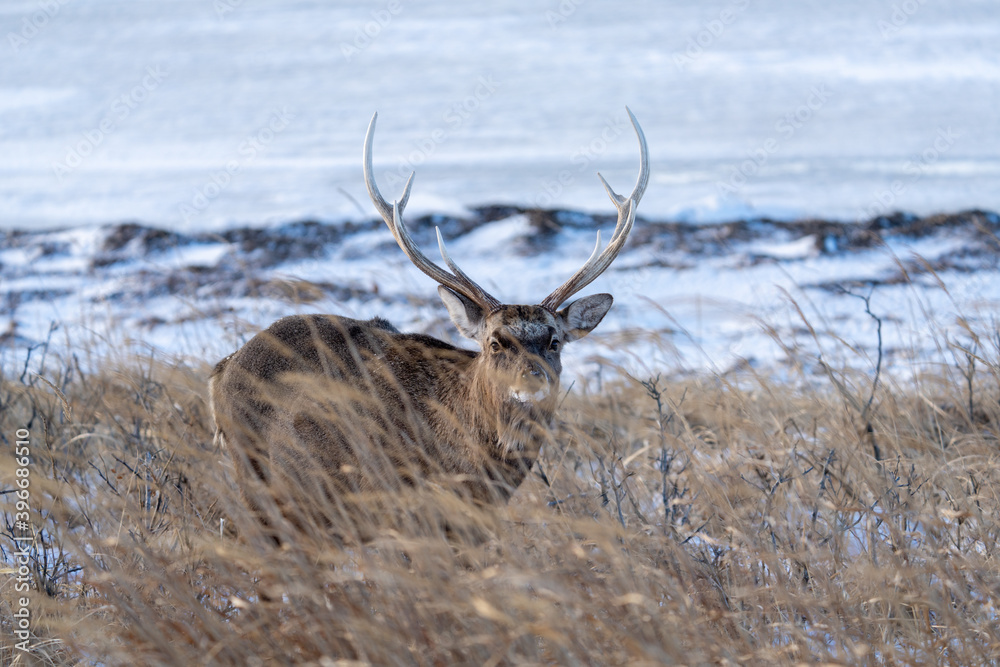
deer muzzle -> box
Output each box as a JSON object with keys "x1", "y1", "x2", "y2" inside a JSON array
[{"x1": 509, "y1": 365, "x2": 553, "y2": 406}]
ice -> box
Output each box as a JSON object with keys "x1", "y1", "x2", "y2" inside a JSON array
[{"x1": 1, "y1": 1, "x2": 997, "y2": 230}]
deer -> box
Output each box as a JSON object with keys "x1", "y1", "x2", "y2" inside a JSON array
[{"x1": 209, "y1": 108, "x2": 648, "y2": 544}]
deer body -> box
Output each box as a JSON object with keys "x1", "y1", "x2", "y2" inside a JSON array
[
  {"x1": 211, "y1": 309, "x2": 555, "y2": 509},
  {"x1": 210, "y1": 109, "x2": 648, "y2": 540}
]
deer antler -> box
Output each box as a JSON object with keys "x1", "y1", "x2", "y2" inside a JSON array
[
  {"x1": 364, "y1": 112, "x2": 502, "y2": 313},
  {"x1": 539, "y1": 107, "x2": 649, "y2": 312}
]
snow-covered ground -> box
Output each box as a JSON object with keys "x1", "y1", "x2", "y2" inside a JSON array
[
  {"x1": 1, "y1": 1, "x2": 998, "y2": 381},
  {"x1": 2, "y1": 210, "x2": 997, "y2": 385},
  {"x1": 1, "y1": 0, "x2": 998, "y2": 229}
]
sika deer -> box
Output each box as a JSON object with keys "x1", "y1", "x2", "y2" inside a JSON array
[{"x1": 209, "y1": 109, "x2": 649, "y2": 542}]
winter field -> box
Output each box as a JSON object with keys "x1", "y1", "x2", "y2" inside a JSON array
[
  {"x1": 1, "y1": 0, "x2": 999, "y2": 378},
  {"x1": 3, "y1": 1, "x2": 1000, "y2": 665},
  {"x1": 1, "y1": 0, "x2": 999, "y2": 230}
]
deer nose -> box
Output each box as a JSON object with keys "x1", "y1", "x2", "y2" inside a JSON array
[{"x1": 522, "y1": 363, "x2": 549, "y2": 385}]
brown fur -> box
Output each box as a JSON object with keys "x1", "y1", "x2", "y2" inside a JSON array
[{"x1": 209, "y1": 305, "x2": 594, "y2": 543}]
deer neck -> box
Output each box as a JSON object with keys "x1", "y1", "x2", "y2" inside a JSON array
[{"x1": 463, "y1": 361, "x2": 553, "y2": 460}]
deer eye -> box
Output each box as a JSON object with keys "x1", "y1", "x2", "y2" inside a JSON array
[
  {"x1": 490, "y1": 340, "x2": 501, "y2": 354},
  {"x1": 549, "y1": 338, "x2": 560, "y2": 352}
]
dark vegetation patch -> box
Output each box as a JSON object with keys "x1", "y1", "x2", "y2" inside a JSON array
[
  {"x1": 2, "y1": 208, "x2": 997, "y2": 333},
  {"x1": 209, "y1": 276, "x2": 378, "y2": 304},
  {"x1": 217, "y1": 220, "x2": 360, "y2": 268},
  {"x1": 16, "y1": 208, "x2": 1000, "y2": 272},
  {"x1": 101, "y1": 223, "x2": 187, "y2": 254},
  {"x1": 1, "y1": 289, "x2": 76, "y2": 315},
  {"x1": 97, "y1": 267, "x2": 377, "y2": 307}
]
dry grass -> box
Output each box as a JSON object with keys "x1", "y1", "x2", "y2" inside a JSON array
[{"x1": 2, "y1": 328, "x2": 1000, "y2": 666}]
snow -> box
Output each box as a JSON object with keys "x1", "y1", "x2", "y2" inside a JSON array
[
  {"x1": 1, "y1": 1, "x2": 998, "y2": 231},
  {"x1": 0, "y1": 246, "x2": 37, "y2": 267},
  {"x1": 148, "y1": 242, "x2": 232, "y2": 270},
  {"x1": 749, "y1": 235, "x2": 819, "y2": 260},
  {"x1": 2, "y1": 210, "x2": 996, "y2": 389},
  {"x1": 1, "y1": 2, "x2": 997, "y2": 384}
]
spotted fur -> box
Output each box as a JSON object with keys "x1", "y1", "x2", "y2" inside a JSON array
[{"x1": 209, "y1": 295, "x2": 612, "y2": 543}]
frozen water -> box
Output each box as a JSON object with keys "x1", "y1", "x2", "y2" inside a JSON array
[{"x1": 1, "y1": 0, "x2": 998, "y2": 231}]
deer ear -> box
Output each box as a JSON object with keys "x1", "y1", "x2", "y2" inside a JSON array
[
  {"x1": 438, "y1": 286, "x2": 485, "y2": 339},
  {"x1": 557, "y1": 293, "x2": 613, "y2": 342}
]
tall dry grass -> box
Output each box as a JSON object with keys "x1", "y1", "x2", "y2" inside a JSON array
[{"x1": 2, "y1": 322, "x2": 1000, "y2": 666}]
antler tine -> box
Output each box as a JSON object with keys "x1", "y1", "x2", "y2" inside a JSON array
[
  {"x1": 364, "y1": 112, "x2": 501, "y2": 312},
  {"x1": 364, "y1": 112, "x2": 414, "y2": 222},
  {"x1": 598, "y1": 106, "x2": 650, "y2": 210},
  {"x1": 539, "y1": 107, "x2": 648, "y2": 312}
]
